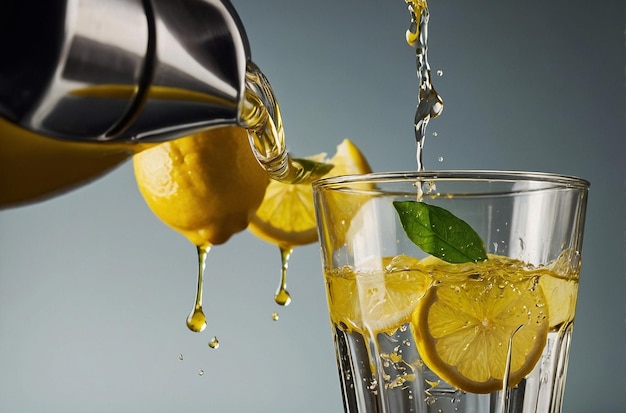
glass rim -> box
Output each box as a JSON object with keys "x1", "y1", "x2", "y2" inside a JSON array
[{"x1": 312, "y1": 170, "x2": 590, "y2": 190}]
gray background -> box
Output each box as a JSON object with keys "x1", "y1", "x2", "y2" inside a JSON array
[{"x1": 1, "y1": 0, "x2": 624, "y2": 412}]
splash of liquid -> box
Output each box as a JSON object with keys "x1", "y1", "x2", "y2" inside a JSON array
[{"x1": 405, "y1": 0, "x2": 444, "y2": 171}]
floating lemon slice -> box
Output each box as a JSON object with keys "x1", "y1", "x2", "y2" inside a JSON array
[
  {"x1": 326, "y1": 255, "x2": 432, "y2": 334},
  {"x1": 412, "y1": 257, "x2": 549, "y2": 394},
  {"x1": 248, "y1": 138, "x2": 372, "y2": 249}
]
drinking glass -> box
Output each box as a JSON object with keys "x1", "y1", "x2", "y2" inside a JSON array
[{"x1": 312, "y1": 171, "x2": 589, "y2": 413}]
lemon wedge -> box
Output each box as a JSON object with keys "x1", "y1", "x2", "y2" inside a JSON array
[{"x1": 248, "y1": 138, "x2": 371, "y2": 249}]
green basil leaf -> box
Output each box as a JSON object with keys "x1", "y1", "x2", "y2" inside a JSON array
[{"x1": 393, "y1": 201, "x2": 487, "y2": 263}]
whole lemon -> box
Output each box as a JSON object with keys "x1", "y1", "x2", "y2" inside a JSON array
[{"x1": 133, "y1": 126, "x2": 269, "y2": 247}]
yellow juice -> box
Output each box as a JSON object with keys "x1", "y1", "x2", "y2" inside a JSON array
[
  {"x1": 0, "y1": 117, "x2": 146, "y2": 208},
  {"x1": 324, "y1": 253, "x2": 578, "y2": 409}
]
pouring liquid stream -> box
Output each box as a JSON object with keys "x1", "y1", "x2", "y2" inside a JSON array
[
  {"x1": 240, "y1": 62, "x2": 333, "y2": 184},
  {"x1": 406, "y1": 0, "x2": 444, "y2": 173}
]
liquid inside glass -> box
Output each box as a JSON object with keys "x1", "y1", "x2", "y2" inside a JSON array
[{"x1": 324, "y1": 253, "x2": 578, "y2": 412}]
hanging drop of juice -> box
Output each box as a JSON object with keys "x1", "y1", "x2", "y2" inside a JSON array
[
  {"x1": 274, "y1": 247, "x2": 293, "y2": 306},
  {"x1": 186, "y1": 245, "x2": 210, "y2": 332},
  {"x1": 272, "y1": 312, "x2": 279, "y2": 321}
]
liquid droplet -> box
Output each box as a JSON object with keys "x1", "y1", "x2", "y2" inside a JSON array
[
  {"x1": 208, "y1": 336, "x2": 220, "y2": 349},
  {"x1": 186, "y1": 245, "x2": 210, "y2": 333},
  {"x1": 198, "y1": 369, "x2": 204, "y2": 376},
  {"x1": 432, "y1": 131, "x2": 438, "y2": 137},
  {"x1": 274, "y1": 247, "x2": 293, "y2": 306},
  {"x1": 437, "y1": 156, "x2": 444, "y2": 162},
  {"x1": 186, "y1": 307, "x2": 207, "y2": 333},
  {"x1": 436, "y1": 69, "x2": 443, "y2": 76},
  {"x1": 272, "y1": 311, "x2": 279, "y2": 321},
  {"x1": 178, "y1": 354, "x2": 184, "y2": 361}
]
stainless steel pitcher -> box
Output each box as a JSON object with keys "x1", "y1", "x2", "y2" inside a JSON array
[{"x1": 0, "y1": 0, "x2": 327, "y2": 183}]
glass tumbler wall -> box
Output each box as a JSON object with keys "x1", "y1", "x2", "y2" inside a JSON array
[{"x1": 313, "y1": 171, "x2": 589, "y2": 413}]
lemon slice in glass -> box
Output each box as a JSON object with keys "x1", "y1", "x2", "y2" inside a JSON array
[
  {"x1": 412, "y1": 257, "x2": 549, "y2": 394},
  {"x1": 327, "y1": 255, "x2": 432, "y2": 334}
]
